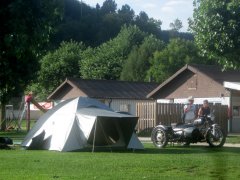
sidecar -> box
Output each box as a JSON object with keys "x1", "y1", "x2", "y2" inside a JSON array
[{"x1": 151, "y1": 123, "x2": 203, "y2": 148}]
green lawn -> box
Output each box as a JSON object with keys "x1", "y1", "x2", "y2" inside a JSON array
[
  {"x1": 0, "y1": 144, "x2": 240, "y2": 180},
  {"x1": 1, "y1": 129, "x2": 240, "y2": 179},
  {"x1": 0, "y1": 127, "x2": 240, "y2": 180},
  {"x1": 226, "y1": 135, "x2": 240, "y2": 144}
]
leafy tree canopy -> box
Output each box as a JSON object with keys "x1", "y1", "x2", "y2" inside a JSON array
[
  {"x1": 190, "y1": 0, "x2": 240, "y2": 69},
  {"x1": 0, "y1": 0, "x2": 63, "y2": 129},
  {"x1": 52, "y1": 0, "x2": 163, "y2": 47},
  {"x1": 170, "y1": 18, "x2": 183, "y2": 32},
  {"x1": 27, "y1": 41, "x2": 85, "y2": 100},
  {"x1": 80, "y1": 25, "x2": 146, "y2": 80},
  {"x1": 100, "y1": 0, "x2": 117, "y2": 14},
  {"x1": 120, "y1": 35, "x2": 165, "y2": 81},
  {"x1": 148, "y1": 38, "x2": 207, "y2": 83},
  {"x1": 118, "y1": 4, "x2": 135, "y2": 24},
  {"x1": 0, "y1": 0, "x2": 62, "y2": 102}
]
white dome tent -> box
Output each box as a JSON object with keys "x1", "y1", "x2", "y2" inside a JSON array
[{"x1": 21, "y1": 97, "x2": 143, "y2": 152}]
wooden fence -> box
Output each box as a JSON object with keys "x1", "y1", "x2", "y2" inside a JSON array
[{"x1": 136, "y1": 102, "x2": 228, "y2": 133}]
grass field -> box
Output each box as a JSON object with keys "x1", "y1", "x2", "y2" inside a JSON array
[
  {"x1": 226, "y1": 135, "x2": 240, "y2": 144},
  {"x1": 0, "y1": 144, "x2": 240, "y2": 179},
  {"x1": 1, "y1": 130, "x2": 240, "y2": 180}
]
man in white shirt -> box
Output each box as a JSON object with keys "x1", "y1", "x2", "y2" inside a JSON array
[{"x1": 183, "y1": 96, "x2": 197, "y2": 123}]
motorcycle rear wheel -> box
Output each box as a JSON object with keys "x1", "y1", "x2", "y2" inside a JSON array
[
  {"x1": 207, "y1": 127, "x2": 226, "y2": 147},
  {"x1": 151, "y1": 127, "x2": 168, "y2": 148}
]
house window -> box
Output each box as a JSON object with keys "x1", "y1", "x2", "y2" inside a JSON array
[
  {"x1": 233, "y1": 106, "x2": 240, "y2": 117},
  {"x1": 187, "y1": 74, "x2": 197, "y2": 90},
  {"x1": 120, "y1": 104, "x2": 130, "y2": 112}
]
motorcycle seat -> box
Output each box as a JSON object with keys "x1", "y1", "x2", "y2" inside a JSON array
[{"x1": 175, "y1": 123, "x2": 194, "y2": 129}]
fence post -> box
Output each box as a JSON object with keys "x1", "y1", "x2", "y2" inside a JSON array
[{"x1": 154, "y1": 101, "x2": 157, "y2": 126}]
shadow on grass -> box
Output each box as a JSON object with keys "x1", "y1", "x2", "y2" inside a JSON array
[
  {"x1": 4, "y1": 145, "x2": 240, "y2": 158},
  {"x1": 67, "y1": 145, "x2": 240, "y2": 155},
  {"x1": 137, "y1": 146, "x2": 240, "y2": 155}
]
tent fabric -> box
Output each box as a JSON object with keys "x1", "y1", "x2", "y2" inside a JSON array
[
  {"x1": 22, "y1": 97, "x2": 144, "y2": 151},
  {"x1": 127, "y1": 133, "x2": 144, "y2": 149}
]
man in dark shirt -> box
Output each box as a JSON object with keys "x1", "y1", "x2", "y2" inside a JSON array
[{"x1": 198, "y1": 100, "x2": 210, "y2": 117}]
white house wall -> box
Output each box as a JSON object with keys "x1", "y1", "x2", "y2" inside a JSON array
[
  {"x1": 105, "y1": 99, "x2": 155, "y2": 116},
  {"x1": 52, "y1": 99, "x2": 153, "y2": 117},
  {"x1": 173, "y1": 97, "x2": 230, "y2": 106}
]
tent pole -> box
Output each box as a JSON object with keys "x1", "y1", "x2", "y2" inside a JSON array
[{"x1": 92, "y1": 119, "x2": 98, "y2": 153}]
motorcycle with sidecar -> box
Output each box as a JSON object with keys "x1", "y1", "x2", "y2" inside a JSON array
[{"x1": 151, "y1": 113, "x2": 226, "y2": 148}]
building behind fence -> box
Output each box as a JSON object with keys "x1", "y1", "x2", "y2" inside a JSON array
[{"x1": 136, "y1": 102, "x2": 228, "y2": 133}]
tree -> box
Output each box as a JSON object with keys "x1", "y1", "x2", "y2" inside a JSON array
[
  {"x1": 100, "y1": 0, "x2": 117, "y2": 14},
  {"x1": 52, "y1": 0, "x2": 97, "y2": 47},
  {"x1": 97, "y1": 12, "x2": 122, "y2": 43},
  {"x1": 51, "y1": 0, "x2": 165, "y2": 47},
  {"x1": 169, "y1": 18, "x2": 183, "y2": 32},
  {"x1": 120, "y1": 35, "x2": 165, "y2": 81},
  {"x1": 80, "y1": 25, "x2": 146, "y2": 80},
  {"x1": 135, "y1": 11, "x2": 162, "y2": 37},
  {"x1": 28, "y1": 41, "x2": 85, "y2": 100},
  {"x1": 148, "y1": 38, "x2": 207, "y2": 83},
  {"x1": 0, "y1": 0, "x2": 62, "y2": 130},
  {"x1": 160, "y1": 30, "x2": 194, "y2": 43},
  {"x1": 190, "y1": 0, "x2": 240, "y2": 69},
  {"x1": 118, "y1": 4, "x2": 135, "y2": 24}
]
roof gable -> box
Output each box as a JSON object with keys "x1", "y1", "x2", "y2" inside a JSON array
[
  {"x1": 189, "y1": 64, "x2": 240, "y2": 83},
  {"x1": 48, "y1": 78, "x2": 158, "y2": 100},
  {"x1": 47, "y1": 80, "x2": 87, "y2": 100},
  {"x1": 147, "y1": 64, "x2": 240, "y2": 98}
]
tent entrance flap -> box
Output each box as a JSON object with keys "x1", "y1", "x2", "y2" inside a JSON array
[
  {"x1": 88, "y1": 116, "x2": 137, "y2": 147},
  {"x1": 88, "y1": 117, "x2": 122, "y2": 146},
  {"x1": 27, "y1": 130, "x2": 52, "y2": 150}
]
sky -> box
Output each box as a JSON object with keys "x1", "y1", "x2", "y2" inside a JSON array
[{"x1": 82, "y1": 0, "x2": 194, "y2": 32}]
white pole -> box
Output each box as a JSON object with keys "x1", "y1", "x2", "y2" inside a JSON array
[{"x1": 18, "y1": 103, "x2": 27, "y2": 130}]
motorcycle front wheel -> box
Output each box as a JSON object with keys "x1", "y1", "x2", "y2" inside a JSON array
[
  {"x1": 207, "y1": 127, "x2": 226, "y2": 147},
  {"x1": 151, "y1": 127, "x2": 168, "y2": 148}
]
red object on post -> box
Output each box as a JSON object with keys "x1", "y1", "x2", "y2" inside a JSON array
[{"x1": 25, "y1": 95, "x2": 32, "y2": 103}]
